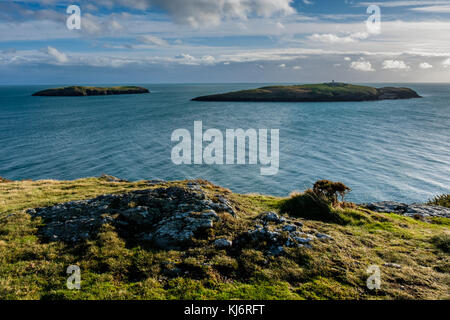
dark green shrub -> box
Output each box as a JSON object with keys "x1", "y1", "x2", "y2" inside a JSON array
[
  {"x1": 313, "y1": 180, "x2": 351, "y2": 204},
  {"x1": 427, "y1": 194, "x2": 450, "y2": 208},
  {"x1": 280, "y1": 189, "x2": 340, "y2": 222},
  {"x1": 280, "y1": 180, "x2": 351, "y2": 223}
]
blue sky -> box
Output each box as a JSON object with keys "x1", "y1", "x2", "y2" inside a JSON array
[{"x1": 1, "y1": 0, "x2": 450, "y2": 84}]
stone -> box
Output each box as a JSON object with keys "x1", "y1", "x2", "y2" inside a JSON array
[
  {"x1": 282, "y1": 224, "x2": 297, "y2": 232},
  {"x1": 364, "y1": 201, "x2": 450, "y2": 218},
  {"x1": 316, "y1": 233, "x2": 333, "y2": 240},
  {"x1": 201, "y1": 210, "x2": 220, "y2": 221},
  {"x1": 262, "y1": 211, "x2": 280, "y2": 223},
  {"x1": 405, "y1": 204, "x2": 450, "y2": 218},
  {"x1": 214, "y1": 238, "x2": 232, "y2": 248},
  {"x1": 364, "y1": 201, "x2": 408, "y2": 214},
  {"x1": 293, "y1": 237, "x2": 313, "y2": 244},
  {"x1": 120, "y1": 206, "x2": 151, "y2": 224},
  {"x1": 268, "y1": 246, "x2": 284, "y2": 256},
  {"x1": 383, "y1": 263, "x2": 402, "y2": 269}
]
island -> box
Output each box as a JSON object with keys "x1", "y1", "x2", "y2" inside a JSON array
[
  {"x1": 192, "y1": 82, "x2": 421, "y2": 102},
  {"x1": 32, "y1": 86, "x2": 150, "y2": 96}
]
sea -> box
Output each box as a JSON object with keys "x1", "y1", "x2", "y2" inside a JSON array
[{"x1": 0, "y1": 83, "x2": 449, "y2": 203}]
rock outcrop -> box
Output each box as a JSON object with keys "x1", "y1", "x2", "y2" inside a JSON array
[
  {"x1": 363, "y1": 201, "x2": 450, "y2": 218},
  {"x1": 28, "y1": 184, "x2": 235, "y2": 249}
]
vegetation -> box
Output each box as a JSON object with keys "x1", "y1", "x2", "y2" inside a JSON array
[
  {"x1": 0, "y1": 177, "x2": 448, "y2": 300},
  {"x1": 192, "y1": 82, "x2": 421, "y2": 102},
  {"x1": 428, "y1": 194, "x2": 450, "y2": 208},
  {"x1": 279, "y1": 180, "x2": 351, "y2": 223},
  {"x1": 32, "y1": 86, "x2": 150, "y2": 96}
]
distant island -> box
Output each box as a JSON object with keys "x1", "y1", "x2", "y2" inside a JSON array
[
  {"x1": 192, "y1": 82, "x2": 421, "y2": 102},
  {"x1": 32, "y1": 86, "x2": 150, "y2": 96}
]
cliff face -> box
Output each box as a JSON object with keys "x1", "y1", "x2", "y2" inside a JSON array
[
  {"x1": 32, "y1": 86, "x2": 150, "y2": 96},
  {"x1": 192, "y1": 83, "x2": 421, "y2": 102}
]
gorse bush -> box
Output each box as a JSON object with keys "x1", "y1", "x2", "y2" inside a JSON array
[
  {"x1": 280, "y1": 180, "x2": 351, "y2": 223},
  {"x1": 313, "y1": 180, "x2": 351, "y2": 204},
  {"x1": 427, "y1": 194, "x2": 450, "y2": 208}
]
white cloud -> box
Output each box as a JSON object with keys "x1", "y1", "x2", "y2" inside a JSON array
[
  {"x1": 138, "y1": 35, "x2": 168, "y2": 46},
  {"x1": 350, "y1": 59, "x2": 375, "y2": 72},
  {"x1": 309, "y1": 33, "x2": 355, "y2": 43},
  {"x1": 279, "y1": 63, "x2": 286, "y2": 68},
  {"x1": 308, "y1": 32, "x2": 369, "y2": 44},
  {"x1": 357, "y1": 1, "x2": 450, "y2": 7},
  {"x1": 302, "y1": 0, "x2": 313, "y2": 4},
  {"x1": 410, "y1": 5, "x2": 450, "y2": 12},
  {"x1": 81, "y1": 13, "x2": 125, "y2": 35},
  {"x1": 382, "y1": 60, "x2": 410, "y2": 70},
  {"x1": 419, "y1": 62, "x2": 433, "y2": 69},
  {"x1": 41, "y1": 46, "x2": 68, "y2": 63},
  {"x1": 344, "y1": 57, "x2": 351, "y2": 61},
  {"x1": 442, "y1": 58, "x2": 450, "y2": 68},
  {"x1": 92, "y1": 0, "x2": 295, "y2": 27},
  {"x1": 292, "y1": 65, "x2": 302, "y2": 69}
]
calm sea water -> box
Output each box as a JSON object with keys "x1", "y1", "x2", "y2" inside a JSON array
[{"x1": 0, "y1": 83, "x2": 449, "y2": 203}]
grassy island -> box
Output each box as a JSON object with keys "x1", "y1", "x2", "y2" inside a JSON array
[
  {"x1": 0, "y1": 176, "x2": 448, "y2": 300},
  {"x1": 192, "y1": 82, "x2": 421, "y2": 102},
  {"x1": 32, "y1": 86, "x2": 150, "y2": 96}
]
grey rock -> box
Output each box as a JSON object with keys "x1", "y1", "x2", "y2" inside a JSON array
[
  {"x1": 268, "y1": 246, "x2": 284, "y2": 256},
  {"x1": 201, "y1": 210, "x2": 220, "y2": 221},
  {"x1": 316, "y1": 233, "x2": 333, "y2": 240},
  {"x1": 262, "y1": 211, "x2": 280, "y2": 223},
  {"x1": 383, "y1": 263, "x2": 402, "y2": 269},
  {"x1": 365, "y1": 201, "x2": 450, "y2": 218},
  {"x1": 282, "y1": 224, "x2": 297, "y2": 232},
  {"x1": 293, "y1": 237, "x2": 313, "y2": 244},
  {"x1": 364, "y1": 201, "x2": 408, "y2": 214},
  {"x1": 405, "y1": 204, "x2": 450, "y2": 218},
  {"x1": 214, "y1": 238, "x2": 232, "y2": 248}
]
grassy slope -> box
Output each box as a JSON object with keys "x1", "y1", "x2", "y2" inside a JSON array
[{"x1": 0, "y1": 178, "x2": 448, "y2": 300}]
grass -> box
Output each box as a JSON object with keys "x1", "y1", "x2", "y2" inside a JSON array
[{"x1": 0, "y1": 177, "x2": 449, "y2": 300}]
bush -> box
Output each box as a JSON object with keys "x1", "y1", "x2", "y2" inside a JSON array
[
  {"x1": 280, "y1": 180, "x2": 351, "y2": 223},
  {"x1": 427, "y1": 194, "x2": 450, "y2": 208},
  {"x1": 280, "y1": 190, "x2": 339, "y2": 222},
  {"x1": 313, "y1": 180, "x2": 351, "y2": 204}
]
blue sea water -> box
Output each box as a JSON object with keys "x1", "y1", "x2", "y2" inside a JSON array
[{"x1": 0, "y1": 83, "x2": 449, "y2": 203}]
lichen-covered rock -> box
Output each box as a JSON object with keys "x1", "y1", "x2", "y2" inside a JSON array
[
  {"x1": 316, "y1": 233, "x2": 333, "y2": 240},
  {"x1": 364, "y1": 201, "x2": 408, "y2": 214},
  {"x1": 214, "y1": 238, "x2": 232, "y2": 248},
  {"x1": 364, "y1": 201, "x2": 449, "y2": 218},
  {"x1": 404, "y1": 204, "x2": 450, "y2": 218},
  {"x1": 28, "y1": 186, "x2": 229, "y2": 247},
  {"x1": 261, "y1": 211, "x2": 281, "y2": 223},
  {"x1": 282, "y1": 224, "x2": 297, "y2": 232}
]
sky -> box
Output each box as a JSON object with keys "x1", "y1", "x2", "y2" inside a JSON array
[{"x1": 1, "y1": 0, "x2": 450, "y2": 84}]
